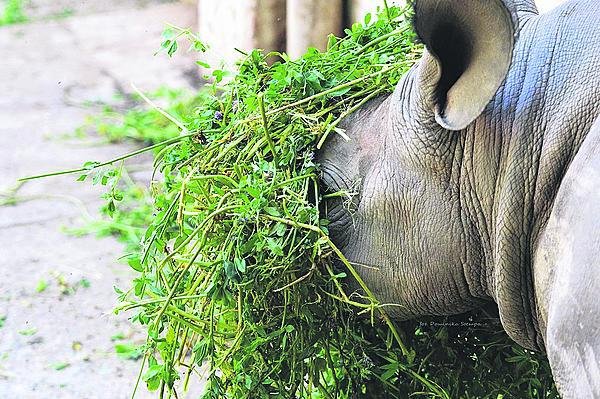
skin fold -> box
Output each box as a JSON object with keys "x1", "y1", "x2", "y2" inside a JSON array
[{"x1": 318, "y1": 0, "x2": 600, "y2": 397}]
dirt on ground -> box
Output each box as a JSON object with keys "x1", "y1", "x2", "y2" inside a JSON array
[{"x1": 0, "y1": 1, "x2": 204, "y2": 398}]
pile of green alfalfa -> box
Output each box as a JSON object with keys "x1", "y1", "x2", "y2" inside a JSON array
[
  {"x1": 27, "y1": 3, "x2": 556, "y2": 398},
  {"x1": 111, "y1": 5, "x2": 439, "y2": 398}
]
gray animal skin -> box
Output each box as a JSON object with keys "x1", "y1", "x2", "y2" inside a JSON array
[{"x1": 318, "y1": 0, "x2": 600, "y2": 397}]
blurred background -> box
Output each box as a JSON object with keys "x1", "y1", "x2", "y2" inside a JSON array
[{"x1": 0, "y1": 0, "x2": 568, "y2": 398}]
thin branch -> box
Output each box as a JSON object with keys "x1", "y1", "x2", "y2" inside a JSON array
[
  {"x1": 19, "y1": 133, "x2": 197, "y2": 181},
  {"x1": 131, "y1": 83, "x2": 189, "y2": 134}
]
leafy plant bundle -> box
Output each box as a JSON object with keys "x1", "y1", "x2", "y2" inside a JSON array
[
  {"x1": 120, "y1": 6, "x2": 431, "y2": 398},
  {"x1": 23, "y1": 3, "x2": 559, "y2": 398}
]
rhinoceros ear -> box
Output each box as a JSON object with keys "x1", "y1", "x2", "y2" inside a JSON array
[{"x1": 412, "y1": 0, "x2": 515, "y2": 130}]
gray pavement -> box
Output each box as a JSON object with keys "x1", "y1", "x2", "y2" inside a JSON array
[{"x1": 0, "y1": 3, "x2": 204, "y2": 398}]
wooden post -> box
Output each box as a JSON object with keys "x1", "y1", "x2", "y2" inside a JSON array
[
  {"x1": 286, "y1": 0, "x2": 343, "y2": 58},
  {"x1": 197, "y1": 0, "x2": 285, "y2": 71}
]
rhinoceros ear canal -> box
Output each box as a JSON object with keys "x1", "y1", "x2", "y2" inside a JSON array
[{"x1": 412, "y1": 0, "x2": 515, "y2": 131}]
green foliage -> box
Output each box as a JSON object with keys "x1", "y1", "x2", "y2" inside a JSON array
[
  {"x1": 35, "y1": 279, "x2": 48, "y2": 293},
  {"x1": 116, "y1": 342, "x2": 144, "y2": 361},
  {"x1": 68, "y1": 168, "x2": 154, "y2": 254},
  {"x1": 76, "y1": 88, "x2": 207, "y2": 145},
  {"x1": 67, "y1": 89, "x2": 210, "y2": 252},
  {"x1": 51, "y1": 362, "x2": 71, "y2": 371},
  {"x1": 0, "y1": 0, "x2": 26, "y2": 26},
  {"x1": 68, "y1": 3, "x2": 558, "y2": 399},
  {"x1": 18, "y1": 327, "x2": 37, "y2": 336},
  {"x1": 115, "y1": 6, "x2": 430, "y2": 398},
  {"x1": 78, "y1": 278, "x2": 91, "y2": 288},
  {"x1": 399, "y1": 307, "x2": 557, "y2": 398},
  {"x1": 111, "y1": 332, "x2": 127, "y2": 341}
]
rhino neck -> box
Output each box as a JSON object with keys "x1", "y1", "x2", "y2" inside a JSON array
[
  {"x1": 391, "y1": 1, "x2": 600, "y2": 349},
  {"x1": 398, "y1": 4, "x2": 600, "y2": 350},
  {"x1": 458, "y1": 4, "x2": 600, "y2": 350}
]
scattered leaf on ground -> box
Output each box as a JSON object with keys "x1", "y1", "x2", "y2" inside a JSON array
[
  {"x1": 115, "y1": 343, "x2": 143, "y2": 360},
  {"x1": 18, "y1": 328, "x2": 37, "y2": 336},
  {"x1": 111, "y1": 332, "x2": 126, "y2": 341},
  {"x1": 35, "y1": 279, "x2": 48, "y2": 293},
  {"x1": 51, "y1": 362, "x2": 70, "y2": 371},
  {"x1": 78, "y1": 278, "x2": 91, "y2": 288}
]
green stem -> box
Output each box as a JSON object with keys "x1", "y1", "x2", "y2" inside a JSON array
[
  {"x1": 190, "y1": 174, "x2": 238, "y2": 188},
  {"x1": 155, "y1": 204, "x2": 237, "y2": 273},
  {"x1": 316, "y1": 86, "x2": 386, "y2": 149},
  {"x1": 131, "y1": 351, "x2": 148, "y2": 399},
  {"x1": 152, "y1": 204, "x2": 239, "y2": 330},
  {"x1": 258, "y1": 93, "x2": 279, "y2": 164},
  {"x1": 273, "y1": 173, "x2": 316, "y2": 189},
  {"x1": 19, "y1": 133, "x2": 198, "y2": 181},
  {"x1": 141, "y1": 192, "x2": 181, "y2": 264},
  {"x1": 383, "y1": 0, "x2": 391, "y2": 21},
  {"x1": 355, "y1": 28, "x2": 405, "y2": 56},
  {"x1": 214, "y1": 325, "x2": 246, "y2": 369},
  {"x1": 240, "y1": 66, "x2": 396, "y2": 124}
]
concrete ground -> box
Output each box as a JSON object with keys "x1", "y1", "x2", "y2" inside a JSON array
[
  {"x1": 0, "y1": 2, "x2": 204, "y2": 398},
  {"x1": 23, "y1": 0, "x2": 176, "y2": 21}
]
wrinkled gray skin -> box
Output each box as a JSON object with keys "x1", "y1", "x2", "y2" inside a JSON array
[{"x1": 318, "y1": 0, "x2": 600, "y2": 397}]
